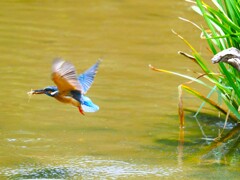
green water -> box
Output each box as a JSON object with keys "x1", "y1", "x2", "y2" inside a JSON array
[{"x1": 0, "y1": 0, "x2": 239, "y2": 179}]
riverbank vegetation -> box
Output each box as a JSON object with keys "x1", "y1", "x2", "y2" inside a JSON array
[{"x1": 150, "y1": 0, "x2": 240, "y2": 128}]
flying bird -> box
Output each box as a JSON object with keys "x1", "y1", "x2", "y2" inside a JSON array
[{"x1": 28, "y1": 58, "x2": 101, "y2": 115}]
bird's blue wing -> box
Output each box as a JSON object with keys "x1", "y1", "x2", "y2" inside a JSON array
[
  {"x1": 80, "y1": 95, "x2": 99, "y2": 112},
  {"x1": 78, "y1": 60, "x2": 101, "y2": 94}
]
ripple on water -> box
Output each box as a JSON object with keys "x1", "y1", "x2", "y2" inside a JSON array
[{"x1": 0, "y1": 156, "x2": 182, "y2": 179}]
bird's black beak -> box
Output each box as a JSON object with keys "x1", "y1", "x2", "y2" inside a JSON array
[{"x1": 31, "y1": 89, "x2": 45, "y2": 94}]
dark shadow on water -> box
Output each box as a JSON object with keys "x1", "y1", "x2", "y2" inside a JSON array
[
  {"x1": 155, "y1": 138, "x2": 195, "y2": 147},
  {"x1": 184, "y1": 109, "x2": 237, "y2": 127}
]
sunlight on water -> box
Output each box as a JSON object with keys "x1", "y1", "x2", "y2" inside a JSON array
[{"x1": 1, "y1": 156, "x2": 182, "y2": 179}]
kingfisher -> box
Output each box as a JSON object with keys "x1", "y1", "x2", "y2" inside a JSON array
[{"x1": 28, "y1": 58, "x2": 101, "y2": 115}]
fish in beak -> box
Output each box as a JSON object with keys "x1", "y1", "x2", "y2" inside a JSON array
[{"x1": 27, "y1": 89, "x2": 45, "y2": 95}]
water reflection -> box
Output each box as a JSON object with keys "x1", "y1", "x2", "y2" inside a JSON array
[
  {"x1": 178, "y1": 113, "x2": 240, "y2": 166},
  {"x1": 200, "y1": 123, "x2": 240, "y2": 165}
]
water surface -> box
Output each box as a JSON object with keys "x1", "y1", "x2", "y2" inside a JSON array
[{"x1": 0, "y1": 0, "x2": 239, "y2": 179}]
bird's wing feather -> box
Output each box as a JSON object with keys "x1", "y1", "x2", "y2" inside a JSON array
[
  {"x1": 51, "y1": 59, "x2": 82, "y2": 95},
  {"x1": 78, "y1": 60, "x2": 101, "y2": 94}
]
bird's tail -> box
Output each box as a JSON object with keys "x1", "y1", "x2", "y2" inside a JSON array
[{"x1": 81, "y1": 95, "x2": 99, "y2": 113}]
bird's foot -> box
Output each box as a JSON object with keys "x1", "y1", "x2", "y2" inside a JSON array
[{"x1": 78, "y1": 106, "x2": 85, "y2": 115}]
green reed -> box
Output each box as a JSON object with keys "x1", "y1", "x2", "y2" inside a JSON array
[{"x1": 150, "y1": 0, "x2": 240, "y2": 127}]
